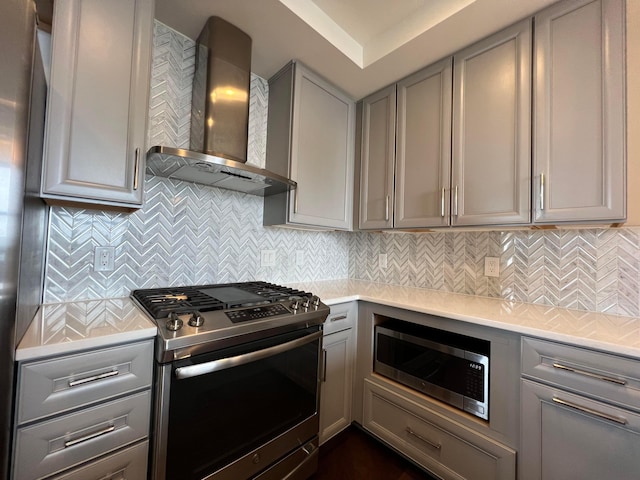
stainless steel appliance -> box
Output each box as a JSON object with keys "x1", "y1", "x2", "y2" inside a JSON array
[
  {"x1": 0, "y1": 1, "x2": 50, "y2": 476},
  {"x1": 132, "y1": 281, "x2": 330, "y2": 480},
  {"x1": 146, "y1": 16, "x2": 297, "y2": 197},
  {"x1": 374, "y1": 320, "x2": 490, "y2": 420}
]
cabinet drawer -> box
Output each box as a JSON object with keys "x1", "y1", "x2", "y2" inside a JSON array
[
  {"x1": 13, "y1": 391, "x2": 150, "y2": 480},
  {"x1": 521, "y1": 379, "x2": 640, "y2": 480},
  {"x1": 363, "y1": 379, "x2": 515, "y2": 480},
  {"x1": 323, "y1": 303, "x2": 355, "y2": 335},
  {"x1": 50, "y1": 441, "x2": 148, "y2": 480},
  {"x1": 522, "y1": 337, "x2": 640, "y2": 412},
  {"x1": 17, "y1": 340, "x2": 153, "y2": 424}
]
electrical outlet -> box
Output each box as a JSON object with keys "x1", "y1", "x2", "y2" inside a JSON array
[
  {"x1": 261, "y1": 250, "x2": 276, "y2": 267},
  {"x1": 94, "y1": 246, "x2": 115, "y2": 272},
  {"x1": 378, "y1": 253, "x2": 387, "y2": 269},
  {"x1": 484, "y1": 256, "x2": 500, "y2": 277},
  {"x1": 295, "y1": 250, "x2": 305, "y2": 266}
]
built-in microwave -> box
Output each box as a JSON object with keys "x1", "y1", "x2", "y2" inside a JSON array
[{"x1": 374, "y1": 320, "x2": 490, "y2": 420}]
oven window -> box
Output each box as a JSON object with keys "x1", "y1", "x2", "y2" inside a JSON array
[{"x1": 166, "y1": 326, "x2": 320, "y2": 480}]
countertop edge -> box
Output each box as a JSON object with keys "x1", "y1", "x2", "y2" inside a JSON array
[{"x1": 320, "y1": 289, "x2": 640, "y2": 360}]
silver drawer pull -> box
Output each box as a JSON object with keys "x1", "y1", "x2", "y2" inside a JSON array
[
  {"x1": 64, "y1": 424, "x2": 116, "y2": 448},
  {"x1": 68, "y1": 370, "x2": 119, "y2": 387},
  {"x1": 330, "y1": 315, "x2": 348, "y2": 322},
  {"x1": 552, "y1": 363, "x2": 627, "y2": 386},
  {"x1": 552, "y1": 397, "x2": 628, "y2": 425},
  {"x1": 405, "y1": 427, "x2": 441, "y2": 450}
]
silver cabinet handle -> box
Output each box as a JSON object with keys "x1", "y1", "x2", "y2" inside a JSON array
[
  {"x1": 385, "y1": 195, "x2": 390, "y2": 222},
  {"x1": 453, "y1": 185, "x2": 458, "y2": 216},
  {"x1": 133, "y1": 147, "x2": 140, "y2": 190},
  {"x1": 405, "y1": 427, "x2": 441, "y2": 450},
  {"x1": 65, "y1": 424, "x2": 115, "y2": 448},
  {"x1": 552, "y1": 363, "x2": 627, "y2": 386},
  {"x1": 330, "y1": 315, "x2": 347, "y2": 322},
  {"x1": 552, "y1": 397, "x2": 628, "y2": 425},
  {"x1": 293, "y1": 188, "x2": 298, "y2": 214},
  {"x1": 539, "y1": 173, "x2": 545, "y2": 211},
  {"x1": 68, "y1": 370, "x2": 119, "y2": 387},
  {"x1": 175, "y1": 330, "x2": 322, "y2": 379},
  {"x1": 441, "y1": 188, "x2": 445, "y2": 217}
]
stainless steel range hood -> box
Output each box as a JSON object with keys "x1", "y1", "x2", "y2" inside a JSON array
[{"x1": 146, "y1": 17, "x2": 296, "y2": 196}]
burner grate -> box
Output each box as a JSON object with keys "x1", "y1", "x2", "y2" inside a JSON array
[{"x1": 132, "y1": 281, "x2": 311, "y2": 319}]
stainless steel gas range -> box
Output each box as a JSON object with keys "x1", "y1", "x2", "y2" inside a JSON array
[{"x1": 132, "y1": 281, "x2": 330, "y2": 480}]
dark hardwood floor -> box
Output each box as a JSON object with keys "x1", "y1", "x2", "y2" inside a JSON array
[{"x1": 311, "y1": 426, "x2": 436, "y2": 480}]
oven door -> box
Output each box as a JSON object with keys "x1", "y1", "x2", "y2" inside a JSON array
[{"x1": 153, "y1": 325, "x2": 322, "y2": 480}]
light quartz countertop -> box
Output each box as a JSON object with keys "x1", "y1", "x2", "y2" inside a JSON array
[
  {"x1": 16, "y1": 297, "x2": 157, "y2": 361},
  {"x1": 17, "y1": 279, "x2": 640, "y2": 362},
  {"x1": 288, "y1": 279, "x2": 640, "y2": 360}
]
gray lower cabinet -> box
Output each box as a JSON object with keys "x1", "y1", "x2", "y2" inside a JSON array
[
  {"x1": 533, "y1": 0, "x2": 626, "y2": 223},
  {"x1": 41, "y1": 0, "x2": 153, "y2": 209},
  {"x1": 363, "y1": 380, "x2": 516, "y2": 480},
  {"x1": 359, "y1": 58, "x2": 452, "y2": 230},
  {"x1": 451, "y1": 19, "x2": 531, "y2": 226},
  {"x1": 12, "y1": 340, "x2": 154, "y2": 480},
  {"x1": 264, "y1": 61, "x2": 355, "y2": 230},
  {"x1": 520, "y1": 337, "x2": 640, "y2": 479},
  {"x1": 319, "y1": 303, "x2": 357, "y2": 444}
]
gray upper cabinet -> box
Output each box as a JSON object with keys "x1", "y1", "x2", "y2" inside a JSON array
[
  {"x1": 395, "y1": 59, "x2": 453, "y2": 228},
  {"x1": 452, "y1": 19, "x2": 531, "y2": 226},
  {"x1": 359, "y1": 58, "x2": 452, "y2": 230},
  {"x1": 533, "y1": 0, "x2": 626, "y2": 223},
  {"x1": 41, "y1": 0, "x2": 153, "y2": 208},
  {"x1": 359, "y1": 85, "x2": 396, "y2": 229},
  {"x1": 264, "y1": 61, "x2": 355, "y2": 230}
]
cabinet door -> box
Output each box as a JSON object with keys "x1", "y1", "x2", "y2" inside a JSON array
[
  {"x1": 533, "y1": 0, "x2": 625, "y2": 223},
  {"x1": 359, "y1": 85, "x2": 396, "y2": 230},
  {"x1": 289, "y1": 64, "x2": 355, "y2": 229},
  {"x1": 395, "y1": 58, "x2": 452, "y2": 228},
  {"x1": 520, "y1": 379, "x2": 640, "y2": 480},
  {"x1": 42, "y1": 0, "x2": 153, "y2": 207},
  {"x1": 320, "y1": 328, "x2": 355, "y2": 444},
  {"x1": 452, "y1": 19, "x2": 531, "y2": 226}
]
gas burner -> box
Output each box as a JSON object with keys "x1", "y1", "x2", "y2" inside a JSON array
[{"x1": 131, "y1": 281, "x2": 329, "y2": 364}]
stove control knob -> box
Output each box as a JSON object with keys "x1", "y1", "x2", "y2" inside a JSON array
[
  {"x1": 290, "y1": 300, "x2": 300, "y2": 311},
  {"x1": 166, "y1": 312, "x2": 183, "y2": 331},
  {"x1": 311, "y1": 296, "x2": 321, "y2": 307},
  {"x1": 302, "y1": 297, "x2": 311, "y2": 309},
  {"x1": 188, "y1": 312, "x2": 204, "y2": 327}
]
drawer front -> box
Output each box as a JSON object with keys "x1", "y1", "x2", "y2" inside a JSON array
[
  {"x1": 17, "y1": 340, "x2": 153, "y2": 424},
  {"x1": 521, "y1": 337, "x2": 640, "y2": 412},
  {"x1": 50, "y1": 441, "x2": 148, "y2": 480},
  {"x1": 521, "y1": 379, "x2": 640, "y2": 480},
  {"x1": 323, "y1": 302, "x2": 356, "y2": 335},
  {"x1": 363, "y1": 379, "x2": 515, "y2": 480},
  {"x1": 13, "y1": 391, "x2": 150, "y2": 480}
]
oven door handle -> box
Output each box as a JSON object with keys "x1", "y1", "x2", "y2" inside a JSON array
[{"x1": 174, "y1": 330, "x2": 322, "y2": 380}]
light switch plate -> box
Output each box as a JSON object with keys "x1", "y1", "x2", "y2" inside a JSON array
[{"x1": 261, "y1": 250, "x2": 276, "y2": 267}]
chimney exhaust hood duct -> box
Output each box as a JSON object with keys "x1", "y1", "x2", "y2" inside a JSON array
[{"x1": 146, "y1": 16, "x2": 296, "y2": 196}]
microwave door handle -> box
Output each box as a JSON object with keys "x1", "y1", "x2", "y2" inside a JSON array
[{"x1": 174, "y1": 330, "x2": 322, "y2": 380}]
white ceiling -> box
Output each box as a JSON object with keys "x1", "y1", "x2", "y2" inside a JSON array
[{"x1": 154, "y1": 0, "x2": 559, "y2": 99}]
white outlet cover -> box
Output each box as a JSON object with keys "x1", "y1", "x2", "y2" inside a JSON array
[
  {"x1": 484, "y1": 256, "x2": 500, "y2": 277},
  {"x1": 379, "y1": 253, "x2": 387, "y2": 269},
  {"x1": 296, "y1": 250, "x2": 305, "y2": 266},
  {"x1": 94, "y1": 246, "x2": 115, "y2": 272}
]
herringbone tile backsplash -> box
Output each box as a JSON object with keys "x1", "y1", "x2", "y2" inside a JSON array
[{"x1": 43, "y1": 21, "x2": 640, "y2": 318}]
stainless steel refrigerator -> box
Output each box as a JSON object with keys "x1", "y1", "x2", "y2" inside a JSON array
[{"x1": 1, "y1": 0, "x2": 50, "y2": 477}]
